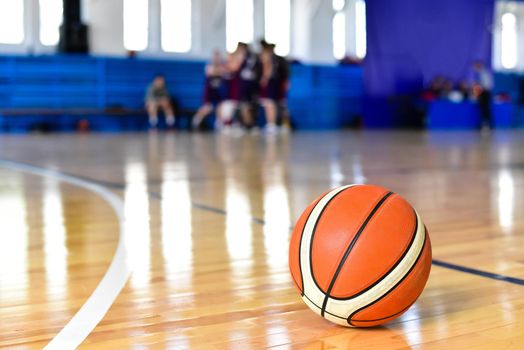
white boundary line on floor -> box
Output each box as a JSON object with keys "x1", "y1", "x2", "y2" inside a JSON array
[{"x1": 0, "y1": 160, "x2": 131, "y2": 350}]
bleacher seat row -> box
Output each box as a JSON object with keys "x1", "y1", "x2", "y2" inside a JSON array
[{"x1": 0, "y1": 55, "x2": 364, "y2": 132}]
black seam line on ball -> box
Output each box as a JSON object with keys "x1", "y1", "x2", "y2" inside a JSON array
[
  {"x1": 302, "y1": 293, "x2": 347, "y2": 320},
  {"x1": 347, "y1": 228, "x2": 427, "y2": 326},
  {"x1": 307, "y1": 186, "x2": 360, "y2": 297},
  {"x1": 350, "y1": 299, "x2": 417, "y2": 324},
  {"x1": 320, "y1": 191, "x2": 394, "y2": 317},
  {"x1": 329, "y1": 208, "x2": 418, "y2": 301}
]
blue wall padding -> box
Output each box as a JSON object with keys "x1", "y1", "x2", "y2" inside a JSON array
[{"x1": 0, "y1": 55, "x2": 364, "y2": 132}]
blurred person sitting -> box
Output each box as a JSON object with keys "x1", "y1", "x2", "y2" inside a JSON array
[
  {"x1": 458, "y1": 81, "x2": 471, "y2": 101},
  {"x1": 192, "y1": 50, "x2": 226, "y2": 130},
  {"x1": 441, "y1": 80, "x2": 453, "y2": 99},
  {"x1": 421, "y1": 76, "x2": 446, "y2": 102},
  {"x1": 145, "y1": 74, "x2": 176, "y2": 128}
]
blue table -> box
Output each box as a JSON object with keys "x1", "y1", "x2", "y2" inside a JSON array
[{"x1": 427, "y1": 101, "x2": 513, "y2": 129}]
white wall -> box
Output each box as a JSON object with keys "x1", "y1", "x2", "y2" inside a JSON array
[
  {"x1": 0, "y1": 0, "x2": 363, "y2": 64},
  {"x1": 290, "y1": 0, "x2": 311, "y2": 60},
  {"x1": 309, "y1": 0, "x2": 336, "y2": 62},
  {"x1": 84, "y1": 0, "x2": 126, "y2": 56}
]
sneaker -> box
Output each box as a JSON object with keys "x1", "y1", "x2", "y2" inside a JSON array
[
  {"x1": 192, "y1": 118, "x2": 201, "y2": 130},
  {"x1": 220, "y1": 125, "x2": 232, "y2": 135},
  {"x1": 149, "y1": 117, "x2": 158, "y2": 129},
  {"x1": 231, "y1": 125, "x2": 246, "y2": 136},
  {"x1": 265, "y1": 123, "x2": 279, "y2": 135},
  {"x1": 166, "y1": 117, "x2": 176, "y2": 128}
]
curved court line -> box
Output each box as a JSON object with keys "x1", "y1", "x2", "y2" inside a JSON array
[
  {"x1": 0, "y1": 160, "x2": 131, "y2": 350},
  {"x1": 1, "y1": 158, "x2": 521, "y2": 334},
  {"x1": 4, "y1": 159, "x2": 523, "y2": 287}
]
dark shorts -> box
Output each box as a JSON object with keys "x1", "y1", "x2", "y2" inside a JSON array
[
  {"x1": 239, "y1": 80, "x2": 259, "y2": 103},
  {"x1": 203, "y1": 87, "x2": 222, "y2": 105},
  {"x1": 278, "y1": 81, "x2": 288, "y2": 101},
  {"x1": 260, "y1": 79, "x2": 280, "y2": 101}
]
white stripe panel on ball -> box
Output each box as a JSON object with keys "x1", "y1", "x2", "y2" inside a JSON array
[
  {"x1": 323, "y1": 211, "x2": 425, "y2": 326},
  {"x1": 299, "y1": 185, "x2": 355, "y2": 318}
]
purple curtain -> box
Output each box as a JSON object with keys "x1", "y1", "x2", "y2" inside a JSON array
[{"x1": 363, "y1": 0, "x2": 495, "y2": 127}]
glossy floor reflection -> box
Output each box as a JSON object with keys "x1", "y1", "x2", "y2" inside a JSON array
[{"x1": 0, "y1": 131, "x2": 523, "y2": 349}]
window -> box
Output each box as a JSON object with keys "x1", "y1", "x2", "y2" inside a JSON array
[
  {"x1": 226, "y1": 0, "x2": 254, "y2": 52},
  {"x1": 161, "y1": 0, "x2": 192, "y2": 52},
  {"x1": 0, "y1": 0, "x2": 24, "y2": 44},
  {"x1": 39, "y1": 0, "x2": 63, "y2": 46},
  {"x1": 501, "y1": 12, "x2": 517, "y2": 69},
  {"x1": 123, "y1": 0, "x2": 149, "y2": 51},
  {"x1": 355, "y1": 0, "x2": 367, "y2": 58},
  {"x1": 265, "y1": 0, "x2": 290, "y2": 56},
  {"x1": 332, "y1": 0, "x2": 346, "y2": 59}
]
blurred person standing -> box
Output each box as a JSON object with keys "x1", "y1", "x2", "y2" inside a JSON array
[
  {"x1": 192, "y1": 50, "x2": 226, "y2": 130},
  {"x1": 216, "y1": 52, "x2": 242, "y2": 132},
  {"x1": 259, "y1": 40, "x2": 291, "y2": 133},
  {"x1": 236, "y1": 42, "x2": 262, "y2": 130},
  {"x1": 273, "y1": 43, "x2": 291, "y2": 131},
  {"x1": 472, "y1": 61, "x2": 493, "y2": 129},
  {"x1": 259, "y1": 41, "x2": 279, "y2": 133}
]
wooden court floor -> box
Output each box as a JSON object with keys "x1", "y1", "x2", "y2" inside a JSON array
[{"x1": 1, "y1": 130, "x2": 523, "y2": 349}]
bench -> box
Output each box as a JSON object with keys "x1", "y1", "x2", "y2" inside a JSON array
[{"x1": 0, "y1": 107, "x2": 197, "y2": 132}]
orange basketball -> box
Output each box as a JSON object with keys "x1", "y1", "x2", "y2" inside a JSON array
[{"x1": 289, "y1": 184, "x2": 432, "y2": 327}]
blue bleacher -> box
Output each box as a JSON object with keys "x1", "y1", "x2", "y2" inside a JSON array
[
  {"x1": 494, "y1": 72, "x2": 524, "y2": 127},
  {"x1": 426, "y1": 100, "x2": 513, "y2": 129},
  {"x1": 0, "y1": 55, "x2": 364, "y2": 132}
]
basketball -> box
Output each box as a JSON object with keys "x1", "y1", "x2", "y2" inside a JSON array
[{"x1": 289, "y1": 184, "x2": 432, "y2": 327}]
